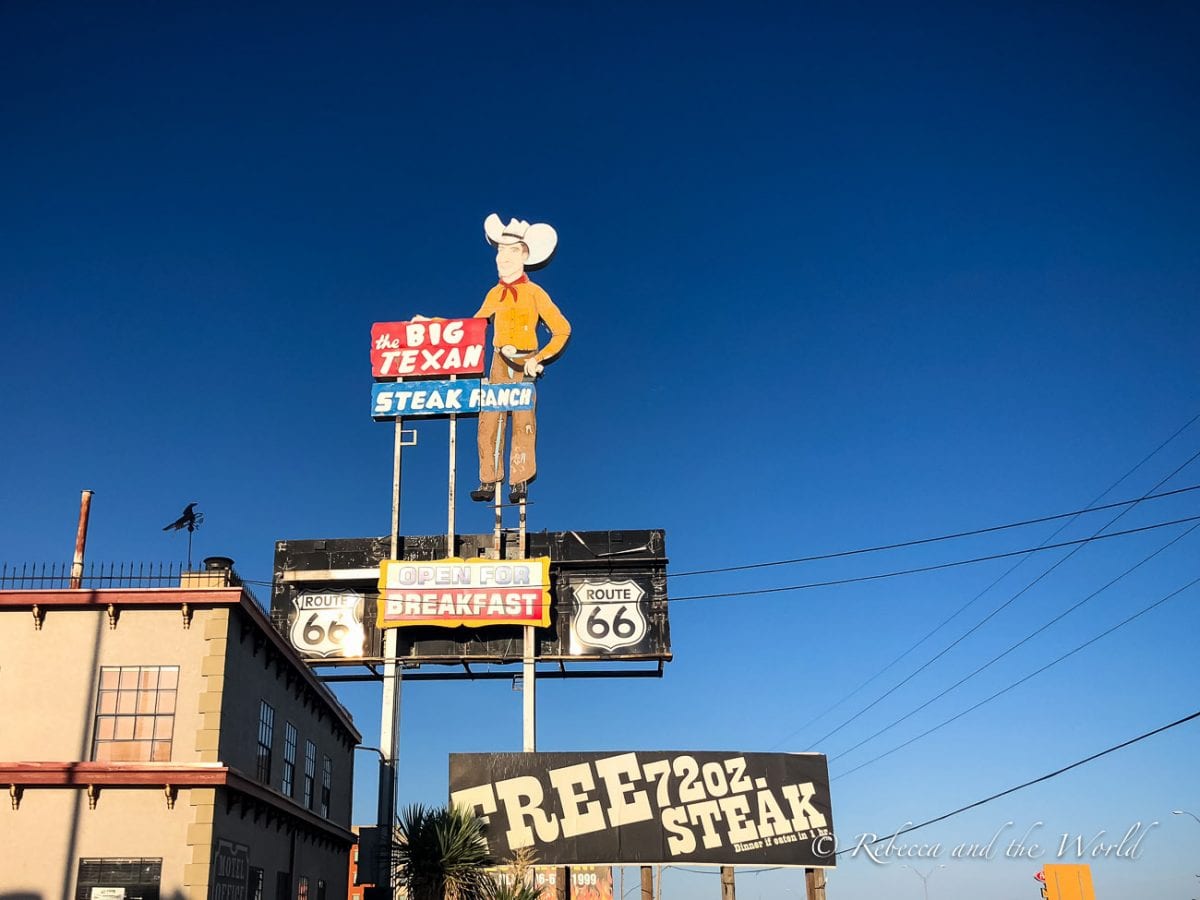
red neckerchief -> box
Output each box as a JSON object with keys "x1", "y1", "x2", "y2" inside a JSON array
[{"x1": 497, "y1": 273, "x2": 528, "y2": 303}]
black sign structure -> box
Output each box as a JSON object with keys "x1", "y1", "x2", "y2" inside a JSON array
[
  {"x1": 271, "y1": 530, "x2": 670, "y2": 676},
  {"x1": 449, "y1": 751, "x2": 835, "y2": 868}
]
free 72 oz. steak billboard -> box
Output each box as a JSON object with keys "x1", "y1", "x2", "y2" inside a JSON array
[{"x1": 449, "y1": 751, "x2": 835, "y2": 868}]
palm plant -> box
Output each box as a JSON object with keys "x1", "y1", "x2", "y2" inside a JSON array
[
  {"x1": 395, "y1": 803, "x2": 494, "y2": 900},
  {"x1": 392, "y1": 803, "x2": 547, "y2": 900},
  {"x1": 482, "y1": 880, "x2": 546, "y2": 900}
]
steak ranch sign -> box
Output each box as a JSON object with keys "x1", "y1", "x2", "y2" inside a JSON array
[{"x1": 449, "y1": 751, "x2": 835, "y2": 867}]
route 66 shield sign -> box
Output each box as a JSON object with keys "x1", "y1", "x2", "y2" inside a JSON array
[
  {"x1": 569, "y1": 579, "x2": 648, "y2": 654},
  {"x1": 289, "y1": 590, "x2": 366, "y2": 659}
]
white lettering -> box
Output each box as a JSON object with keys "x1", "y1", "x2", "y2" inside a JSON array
[
  {"x1": 548, "y1": 762, "x2": 606, "y2": 838},
  {"x1": 782, "y1": 782, "x2": 827, "y2": 830},
  {"x1": 495, "y1": 776, "x2": 559, "y2": 849},
  {"x1": 595, "y1": 753, "x2": 651, "y2": 828},
  {"x1": 373, "y1": 392, "x2": 394, "y2": 415},
  {"x1": 663, "y1": 806, "x2": 695, "y2": 855}
]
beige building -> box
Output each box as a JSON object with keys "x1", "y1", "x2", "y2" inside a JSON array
[{"x1": 0, "y1": 561, "x2": 361, "y2": 900}]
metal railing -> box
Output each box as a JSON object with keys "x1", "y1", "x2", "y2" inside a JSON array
[{"x1": 0, "y1": 560, "x2": 247, "y2": 592}]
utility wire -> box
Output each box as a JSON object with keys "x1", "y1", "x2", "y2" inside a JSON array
[
  {"x1": 713, "y1": 705, "x2": 1200, "y2": 875},
  {"x1": 826, "y1": 521, "x2": 1200, "y2": 762},
  {"x1": 671, "y1": 514, "x2": 1200, "y2": 604},
  {"x1": 676, "y1": 411, "x2": 1199, "y2": 580},
  {"x1": 235, "y1": 481, "x2": 1199, "y2": 593},
  {"x1": 792, "y1": 447, "x2": 1200, "y2": 751},
  {"x1": 836, "y1": 708, "x2": 1200, "y2": 854},
  {"x1": 247, "y1": 512, "x2": 1200, "y2": 602},
  {"x1": 242, "y1": 513, "x2": 1200, "y2": 601},
  {"x1": 243, "y1": 490, "x2": 1200, "y2": 595},
  {"x1": 662, "y1": 866, "x2": 779, "y2": 876},
  {"x1": 771, "y1": 426, "x2": 1200, "y2": 748},
  {"x1": 833, "y1": 572, "x2": 1200, "y2": 780},
  {"x1": 244, "y1": 416, "x2": 1200, "y2": 596},
  {"x1": 671, "y1": 483, "x2": 1200, "y2": 579}
]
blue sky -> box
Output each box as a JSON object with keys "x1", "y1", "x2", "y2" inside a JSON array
[{"x1": 2, "y1": 2, "x2": 1198, "y2": 897}]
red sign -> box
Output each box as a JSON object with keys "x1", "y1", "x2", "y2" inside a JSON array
[
  {"x1": 371, "y1": 318, "x2": 488, "y2": 378},
  {"x1": 377, "y1": 558, "x2": 552, "y2": 628}
]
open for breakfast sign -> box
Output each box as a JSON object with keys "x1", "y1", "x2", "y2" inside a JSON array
[{"x1": 377, "y1": 557, "x2": 552, "y2": 628}]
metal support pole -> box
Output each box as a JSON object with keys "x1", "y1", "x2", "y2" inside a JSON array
[
  {"x1": 492, "y1": 415, "x2": 504, "y2": 560},
  {"x1": 376, "y1": 416, "x2": 405, "y2": 890},
  {"x1": 447, "y1": 376, "x2": 457, "y2": 556},
  {"x1": 804, "y1": 868, "x2": 827, "y2": 900},
  {"x1": 70, "y1": 490, "x2": 94, "y2": 589},
  {"x1": 520, "y1": 492, "x2": 536, "y2": 752},
  {"x1": 720, "y1": 865, "x2": 735, "y2": 900},
  {"x1": 522, "y1": 622, "x2": 536, "y2": 751}
]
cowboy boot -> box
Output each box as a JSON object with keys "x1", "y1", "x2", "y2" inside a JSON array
[
  {"x1": 508, "y1": 480, "x2": 529, "y2": 504},
  {"x1": 470, "y1": 482, "x2": 497, "y2": 502}
]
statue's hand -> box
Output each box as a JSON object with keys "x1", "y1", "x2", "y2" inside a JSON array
[{"x1": 523, "y1": 358, "x2": 544, "y2": 378}]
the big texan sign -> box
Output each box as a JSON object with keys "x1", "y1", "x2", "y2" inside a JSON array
[{"x1": 449, "y1": 751, "x2": 836, "y2": 868}]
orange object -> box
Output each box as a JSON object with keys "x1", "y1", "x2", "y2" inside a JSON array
[
  {"x1": 475, "y1": 278, "x2": 571, "y2": 363},
  {"x1": 1040, "y1": 863, "x2": 1095, "y2": 900}
]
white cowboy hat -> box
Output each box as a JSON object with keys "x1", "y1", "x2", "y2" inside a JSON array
[{"x1": 484, "y1": 213, "x2": 558, "y2": 268}]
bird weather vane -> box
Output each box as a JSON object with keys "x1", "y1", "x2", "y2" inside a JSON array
[{"x1": 162, "y1": 502, "x2": 204, "y2": 568}]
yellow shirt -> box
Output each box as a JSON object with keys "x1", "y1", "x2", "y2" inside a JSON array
[{"x1": 475, "y1": 278, "x2": 571, "y2": 363}]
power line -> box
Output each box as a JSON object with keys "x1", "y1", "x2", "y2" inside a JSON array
[
  {"x1": 825, "y1": 521, "x2": 1200, "y2": 762},
  {"x1": 243, "y1": 513, "x2": 1200, "y2": 604},
  {"x1": 787, "y1": 447, "x2": 1200, "y2": 750},
  {"x1": 771, "y1": 435, "x2": 1200, "y2": 749},
  {"x1": 833, "y1": 572, "x2": 1200, "y2": 781},
  {"x1": 670, "y1": 514, "x2": 1200, "y2": 604},
  {"x1": 240, "y1": 489, "x2": 1200, "y2": 595},
  {"x1": 248, "y1": 513, "x2": 1200, "y2": 602},
  {"x1": 670, "y1": 483, "x2": 1200, "y2": 579},
  {"x1": 835, "y1": 708, "x2": 1200, "y2": 854},
  {"x1": 726, "y1": 705, "x2": 1200, "y2": 875},
  {"x1": 241, "y1": 419, "x2": 1200, "y2": 599}
]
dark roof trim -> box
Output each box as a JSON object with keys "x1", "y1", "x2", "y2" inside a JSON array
[{"x1": 0, "y1": 761, "x2": 355, "y2": 844}]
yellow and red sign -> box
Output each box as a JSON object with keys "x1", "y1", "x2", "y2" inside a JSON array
[{"x1": 377, "y1": 557, "x2": 551, "y2": 628}]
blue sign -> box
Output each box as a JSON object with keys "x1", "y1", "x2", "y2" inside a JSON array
[{"x1": 371, "y1": 379, "x2": 535, "y2": 419}]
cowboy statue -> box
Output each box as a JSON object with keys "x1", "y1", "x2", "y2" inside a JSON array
[{"x1": 468, "y1": 213, "x2": 571, "y2": 504}]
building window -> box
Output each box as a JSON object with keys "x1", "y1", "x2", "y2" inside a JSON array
[
  {"x1": 76, "y1": 858, "x2": 162, "y2": 899},
  {"x1": 257, "y1": 701, "x2": 275, "y2": 783},
  {"x1": 93, "y1": 666, "x2": 178, "y2": 762},
  {"x1": 282, "y1": 722, "x2": 298, "y2": 797},
  {"x1": 249, "y1": 867, "x2": 264, "y2": 900},
  {"x1": 297, "y1": 875, "x2": 310, "y2": 900},
  {"x1": 303, "y1": 740, "x2": 316, "y2": 809},
  {"x1": 317, "y1": 879, "x2": 326, "y2": 900},
  {"x1": 320, "y1": 755, "x2": 332, "y2": 817}
]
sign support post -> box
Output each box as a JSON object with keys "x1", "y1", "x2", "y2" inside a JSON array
[
  {"x1": 376, "y1": 415, "x2": 405, "y2": 890},
  {"x1": 520, "y1": 494, "x2": 535, "y2": 752},
  {"x1": 720, "y1": 865, "x2": 735, "y2": 900},
  {"x1": 805, "y1": 867, "x2": 827, "y2": 900},
  {"x1": 448, "y1": 375, "x2": 457, "y2": 554}
]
